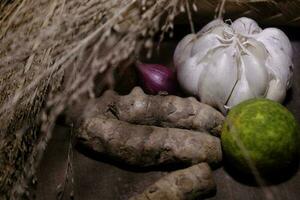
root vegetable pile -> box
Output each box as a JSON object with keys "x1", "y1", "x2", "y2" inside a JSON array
[{"x1": 73, "y1": 87, "x2": 224, "y2": 199}]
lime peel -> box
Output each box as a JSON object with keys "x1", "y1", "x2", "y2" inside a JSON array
[{"x1": 221, "y1": 98, "x2": 300, "y2": 176}]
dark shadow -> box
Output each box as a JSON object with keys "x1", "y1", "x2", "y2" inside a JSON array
[
  {"x1": 277, "y1": 26, "x2": 300, "y2": 41},
  {"x1": 55, "y1": 113, "x2": 68, "y2": 126},
  {"x1": 223, "y1": 154, "x2": 300, "y2": 186},
  {"x1": 196, "y1": 188, "x2": 217, "y2": 200},
  {"x1": 223, "y1": 158, "x2": 257, "y2": 186},
  {"x1": 283, "y1": 87, "x2": 294, "y2": 106}
]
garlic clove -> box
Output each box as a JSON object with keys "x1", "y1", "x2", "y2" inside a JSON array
[
  {"x1": 256, "y1": 28, "x2": 292, "y2": 57},
  {"x1": 266, "y1": 79, "x2": 286, "y2": 102},
  {"x1": 255, "y1": 28, "x2": 293, "y2": 86},
  {"x1": 177, "y1": 57, "x2": 204, "y2": 95},
  {"x1": 174, "y1": 34, "x2": 196, "y2": 68},
  {"x1": 257, "y1": 44, "x2": 292, "y2": 102},
  {"x1": 241, "y1": 40, "x2": 269, "y2": 97},
  {"x1": 244, "y1": 38, "x2": 268, "y2": 61},
  {"x1": 227, "y1": 56, "x2": 254, "y2": 107},
  {"x1": 254, "y1": 27, "x2": 293, "y2": 101},
  {"x1": 197, "y1": 46, "x2": 238, "y2": 111},
  {"x1": 265, "y1": 52, "x2": 292, "y2": 87},
  {"x1": 229, "y1": 38, "x2": 269, "y2": 105},
  {"x1": 227, "y1": 78, "x2": 254, "y2": 108},
  {"x1": 265, "y1": 58, "x2": 292, "y2": 101},
  {"x1": 176, "y1": 34, "x2": 225, "y2": 96},
  {"x1": 232, "y1": 17, "x2": 262, "y2": 35},
  {"x1": 241, "y1": 54, "x2": 269, "y2": 97},
  {"x1": 191, "y1": 33, "x2": 224, "y2": 58}
]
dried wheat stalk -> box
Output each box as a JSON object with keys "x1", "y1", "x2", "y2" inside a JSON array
[{"x1": 0, "y1": 0, "x2": 184, "y2": 198}]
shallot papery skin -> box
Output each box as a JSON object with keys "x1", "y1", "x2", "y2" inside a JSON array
[{"x1": 136, "y1": 62, "x2": 178, "y2": 95}]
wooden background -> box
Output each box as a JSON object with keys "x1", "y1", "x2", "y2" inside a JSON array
[{"x1": 35, "y1": 27, "x2": 300, "y2": 200}]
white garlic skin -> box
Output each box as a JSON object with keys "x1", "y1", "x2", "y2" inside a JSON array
[{"x1": 174, "y1": 17, "x2": 293, "y2": 113}]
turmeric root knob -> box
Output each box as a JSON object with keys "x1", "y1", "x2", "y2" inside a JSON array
[
  {"x1": 74, "y1": 87, "x2": 224, "y2": 136},
  {"x1": 130, "y1": 163, "x2": 215, "y2": 200},
  {"x1": 77, "y1": 116, "x2": 222, "y2": 167}
]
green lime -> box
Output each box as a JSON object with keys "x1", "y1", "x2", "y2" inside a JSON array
[{"x1": 221, "y1": 98, "x2": 300, "y2": 177}]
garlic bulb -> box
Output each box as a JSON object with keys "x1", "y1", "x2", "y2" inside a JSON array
[{"x1": 174, "y1": 17, "x2": 293, "y2": 113}]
